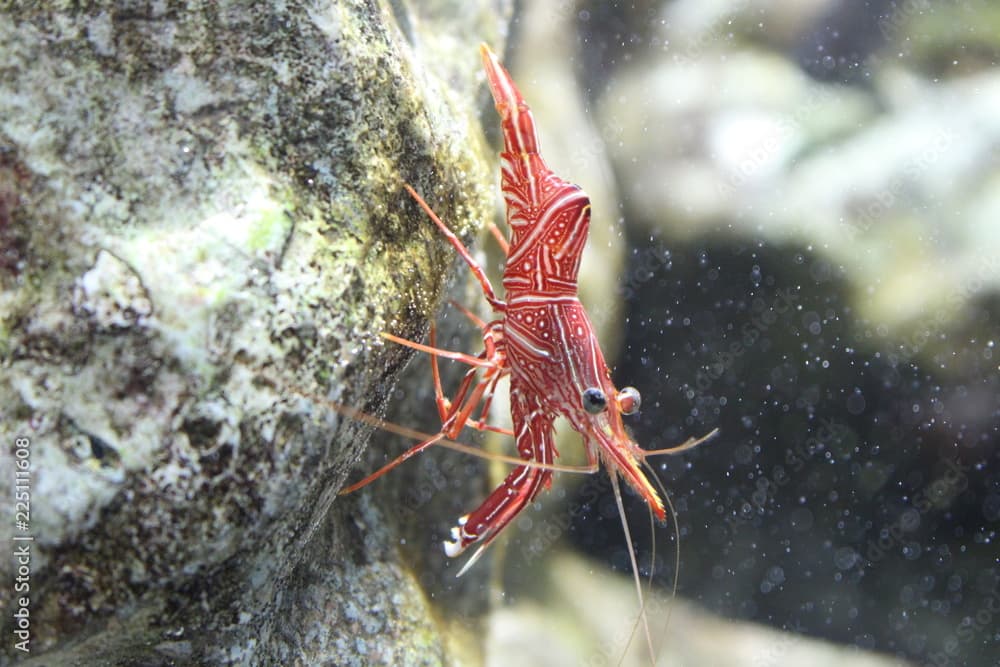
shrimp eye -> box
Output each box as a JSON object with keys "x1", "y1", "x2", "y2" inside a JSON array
[
  {"x1": 582, "y1": 387, "x2": 608, "y2": 414},
  {"x1": 617, "y1": 386, "x2": 641, "y2": 415}
]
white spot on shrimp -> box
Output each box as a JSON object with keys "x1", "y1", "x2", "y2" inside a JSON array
[
  {"x1": 575, "y1": 326, "x2": 584, "y2": 336},
  {"x1": 444, "y1": 540, "x2": 461, "y2": 557}
]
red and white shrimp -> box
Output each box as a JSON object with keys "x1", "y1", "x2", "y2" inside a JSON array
[{"x1": 342, "y1": 42, "x2": 713, "y2": 655}]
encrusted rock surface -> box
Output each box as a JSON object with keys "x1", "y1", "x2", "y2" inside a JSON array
[{"x1": 0, "y1": 1, "x2": 512, "y2": 664}]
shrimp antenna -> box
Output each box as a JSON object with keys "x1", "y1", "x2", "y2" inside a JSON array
[
  {"x1": 615, "y1": 458, "x2": 683, "y2": 666},
  {"x1": 648, "y1": 458, "x2": 684, "y2": 661},
  {"x1": 332, "y1": 399, "x2": 600, "y2": 481},
  {"x1": 609, "y1": 474, "x2": 657, "y2": 665},
  {"x1": 641, "y1": 427, "x2": 720, "y2": 458},
  {"x1": 616, "y1": 499, "x2": 659, "y2": 667},
  {"x1": 266, "y1": 377, "x2": 600, "y2": 479}
]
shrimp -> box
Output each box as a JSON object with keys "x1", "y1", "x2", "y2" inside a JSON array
[{"x1": 342, "y1": 42, "x2": 714, "y2": 659}]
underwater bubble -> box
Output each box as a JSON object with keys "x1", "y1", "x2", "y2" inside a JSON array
[
  {"x1": 846, "y1": 391, "x2": 866, "y2": 415},
  {"x1": 834, "y1": 546, "x2": 860, "y2": 570}
]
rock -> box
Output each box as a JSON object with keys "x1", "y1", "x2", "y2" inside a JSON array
[
  {"x1": 487, "y1": 550, "x2": 916, "y2": 667},
  {"x1": 0, "y1": 1, "x2": 512, "y2": 664},
  {"x1": 597, "y1": 34, "x2": 1000, "y2": 343}
]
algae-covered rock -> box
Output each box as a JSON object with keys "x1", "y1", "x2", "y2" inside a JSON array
[{"x1": 0, "y1": 1, "x2": 512, "y2": 664}]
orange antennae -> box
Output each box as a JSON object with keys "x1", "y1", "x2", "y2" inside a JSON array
[
  {"x1": 641, "y1": 428, "x2": 719, "y2": 458},
  {"x1": 267, "y1": 385, "x2": 601, "y2": 489},
  {"x1": 448, "y1": 299, "x2": 489, "y2": 329},
  {"x1": 326, "y1": 401, "x2": 600, "y2": 485},
  {"x1": 380, "y1": 332, "x2": 494, "y2": 368},
  {"x1": 487, "y1": 221, "x2": 509, "y2": 255},
  {"x1": 609, "y1": 473, "x2": 657, "y2": 665},
  {"x1": 403, "y1": 183, "x2": 505, "y2": 311}
]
